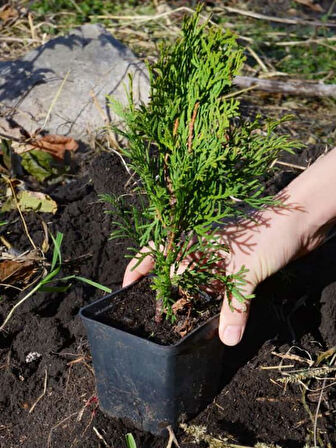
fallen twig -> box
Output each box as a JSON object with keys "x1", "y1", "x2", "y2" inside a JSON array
[
  {"x1": 246, "y1": 46, "x2": 268, "y2": 73},
  {"x1": 47, "y1": 412, "x2": 78, "y2": 448},
  {"x1": 29, "y1": 368, "x2": 47, "y2": 413},
  {"x1": 313, "y1": 378, "x2": 326, "y2": 447},
  {"x1": 42, "y1": 70, "x2": 70, "y2": 129},
  {"x1": 271, "y1": 351, "x2": 314, "y2": 366},
  {"x1": 90, "y1": 90, "x2": 119, "y2": 149},
  {"x1": 273, "y1": 160, "x2": 307, "y2": 171},
  {"x1": 166, "y1": 425, "x2": 180, "y2": 448},
  {"x1": 222, "y1": 85, "x2": 258, "y2": 100},
  {"x1": 234, "y1": 76, "x2": 336, "y2": 98},
  {"x1": 88, "y1": 6, "x2": 213, "y2": 25},
  {"x1": 93, "y1": 426, "x2": 110, "y2": 447},
  {"x1": 0, "y1": 36, "x2": 41, "y2": 43},
  {"x1": 259, "y1": 364, "x2": 294, "y2": 370},
  {"x1": 4, "y1": 177, "x2": 37, "y2": 250},
  {"x1": 222, "y1": 6, "x2": 336, "y2": 27},
  {"x1": 275, "y1": 36, "x2": 336, "y2": 49}
]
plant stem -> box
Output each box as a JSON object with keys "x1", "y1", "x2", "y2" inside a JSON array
[
  {"x1": 188, "y1": 102, "x2": 199, "y2": 153},
  {"x1": 154, "y1": 299, "x2": 164, "y2": 323}
]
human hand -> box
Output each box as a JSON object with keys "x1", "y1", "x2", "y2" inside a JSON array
[
  {"x1": 122, "y1": 204, "x2": 303, "y2": 346},
  {"x1": 123, "y1": 148, "x2": 336, "y2": 346}
]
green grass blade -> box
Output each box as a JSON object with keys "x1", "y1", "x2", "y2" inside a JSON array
[
  {"x1": 73, "y1": 276, "x2": 112, "y2": 293},
  {"x1": 50, "y1": 232, "x2": 64, "y2": 270},
  {"x1": 40, "y1": 266, "x2": 61, "y2": 285},
  {"x1": 125, "y1": 433, "x2": 137, "y2": 448},
  {"x1": 60, "y1": 275, "x2": 112, "y2": 293}
]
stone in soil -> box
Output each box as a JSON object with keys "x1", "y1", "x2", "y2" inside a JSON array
[{"x1": 0, "y1": 24, "x2": 149, "y2": 143}]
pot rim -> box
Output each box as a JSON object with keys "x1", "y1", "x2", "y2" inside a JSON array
[{"x1": 79, "y1": 278, "x2": 221, "y2": 350}]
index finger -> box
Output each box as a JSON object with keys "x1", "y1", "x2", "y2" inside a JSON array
[{"x1": 122, "y1": 247, "x2": 155, "y2": 287}]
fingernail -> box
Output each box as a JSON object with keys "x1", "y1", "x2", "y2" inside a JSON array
[{"x1": 222, "y1": 325, "x2": 243, "y2": 346}]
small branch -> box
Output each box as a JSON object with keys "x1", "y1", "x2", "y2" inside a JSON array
[
  {"x1": 42, "y1": 70, "x2": 70, "y2": 130},
  {"x1": 222, "y1": 6, "x2": 336, "y2": 27},
  {"x1": 246, "y1": 46, "x2": 268, "y2": 73},
  {"x1": 313, "y1": 378, "x2": 326, "y2": 447},
  {"x1": 234, "y1": 76, "x2": 336, "y2": 99},
  {"x1": 88, "y1": 6, "x2": 215, "y2": 26},
  {"x1": 29, "y1": 368, "x2": 47, "y2": 413},
  {"x1": 274, "y1": 160, "x2": 307, "y2": 171},
  {"x1": 222, "y1": 85, "x2": 257, "y2": 100},
  {"x1": 47, "y1": 412, "x2": 78, "y2": 448},
  {"x1": 275, "y1": 36, "x2": 336, "y2": 48},
  {"x1": 5, "y1": 177, "x2": 37, "y2": 250},
  {"x1": 188, "y1": 102, "x2": 199, "y2": 153},
  {"x1": 0, "y1": 36, "x2": 41, "y2": 43},
  {"x1": 0, "y1": 283, "x2": 22, "y2": 291},
  {"x1": 0, "y1": 281, "x2": 41, "y2": 331},
  {"x1": 327, "y1": 0, "x2": 336, "y2": 17},
  {"x1": 166, "y1": 425, "x2": 180, "y2": 448},
  {"x1": 93, "y1": 426, "x2": 110, "y2": 447},
  {"x1": 259, "y1": 364, "x2": 294, "y2": 370},
  {"x1": 28, "y1": 13, "x2": 36, "y2": 41},
  {"x1": 90, "y1": 90, "x2": 120, "y2": 149},
  {"x1": 271, "y1": 351, "x2": 314, "y2": 366},
  {"x1": 173, "y1": 118, "x2": 179, "y2": 136},
  {"x1": 154, "y1": 298, "x2": 164, "y2": 323},
  {"x1": 166, "y1": 230, "x2": 176, "y2": 258}
]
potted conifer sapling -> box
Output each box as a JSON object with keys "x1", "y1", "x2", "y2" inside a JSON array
[{"x1": 80, "y1": 11, "x2": 298, "y2": 435}]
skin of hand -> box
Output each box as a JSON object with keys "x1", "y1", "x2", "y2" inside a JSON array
[{"x1": 123, "y1": 147, "x2": 336, "y2": 346}]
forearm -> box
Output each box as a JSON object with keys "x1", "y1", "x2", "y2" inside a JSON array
[{"x1": 286, "y1": 147, "x2": 336, "y2": 252}]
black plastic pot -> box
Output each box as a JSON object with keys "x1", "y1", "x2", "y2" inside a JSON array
[{"x1": 80, "y1": 282, "x2": 226, "y2": 436}]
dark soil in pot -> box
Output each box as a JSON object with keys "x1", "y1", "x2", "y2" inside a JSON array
[
  {"x1": 0, "y1": 142, "x2": 336, "y2": 447},
  {"x1": 96, "y1": 276, "x2": 221, "y2": 345}
]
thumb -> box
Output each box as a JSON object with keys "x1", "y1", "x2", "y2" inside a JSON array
[
  {"x1": 122, "y1": 247, "x2": 155, "y2": 287},
  {"x1": 218, "y1": 292, "x2": 251, "y2": 346}
]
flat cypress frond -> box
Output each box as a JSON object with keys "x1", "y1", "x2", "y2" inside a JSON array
[{"x1": 106, "y1": 7, "x2": 301, "y2": 317}]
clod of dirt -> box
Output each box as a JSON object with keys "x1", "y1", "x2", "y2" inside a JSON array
[{"x1": 319, "y1": 282, "x2": 336, "y2": 347}]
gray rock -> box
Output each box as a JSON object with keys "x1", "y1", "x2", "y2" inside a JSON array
[{"x1": 0, "y1": 24, "x2": 149, "y2": 142}]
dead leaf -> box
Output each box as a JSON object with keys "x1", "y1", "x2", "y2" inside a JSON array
[
  {"x1": 172, "y1": 297, "x2": 191, "y2": 314},
  {"x1": 0, "y1": 259, "x2": 36, "y2": 285},
  {"x1": 12, "y1": 134, "x2": 79, "y2": 160},
  {"x1": 2, "y1": 190, "x2": 57, "y2": 214},
  {"x1": 41, "y1": 219, "x2": 49, "y2": 254},
  {"x1": 174, "y1": 308, "x2": 192, "y2": 337},
  {"x1": 0, "y1": 5, "x2": 19, "y2": 23},
  {"x1": 293, "y1": 0, "x2": 324, "y2": 12}
]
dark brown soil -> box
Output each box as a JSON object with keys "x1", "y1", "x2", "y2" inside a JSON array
[
  {"x1": 96, "y1": 276, "x2": 221, "y2": 345},
  {"x1": 1, "y1": 144, "x2": 336, "y2": 448},
  {"x1": 1, "y1": 0, "x2": 336, "y2": 445}
]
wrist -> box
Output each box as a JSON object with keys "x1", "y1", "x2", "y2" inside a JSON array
[
  {"x1": 285, "y1": 148, "x2": 336, "y2": 252},
  {"x1": 221, "y1": 147, "x2": 336, "y2": 290}
]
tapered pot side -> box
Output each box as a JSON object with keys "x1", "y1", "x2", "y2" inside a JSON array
[{"x1": 80, "y1": 282, "x2": 225, "y2": 435}]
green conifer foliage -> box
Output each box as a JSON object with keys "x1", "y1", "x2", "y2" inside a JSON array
[{"x1": 103, "y1": 10, "x2": 300, "y2": 320}]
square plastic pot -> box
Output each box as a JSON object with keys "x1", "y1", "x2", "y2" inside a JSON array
[{"x1": 80, "y1": 282, "x2": 226, "y2": 436}]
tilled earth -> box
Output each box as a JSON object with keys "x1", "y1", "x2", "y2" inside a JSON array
[{"x1": 0, "y1": 144, "x2": 335, "y2": 448}]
